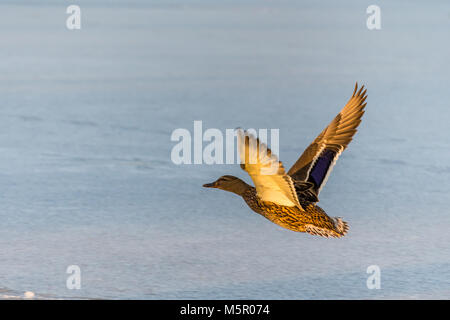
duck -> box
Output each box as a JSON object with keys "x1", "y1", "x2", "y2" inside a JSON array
[{"x1": 203, "y1": 83, "x2": 367, "y2": 238}]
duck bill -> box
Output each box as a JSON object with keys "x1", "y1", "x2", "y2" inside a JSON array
[{"x1": 203, "y1": 182, "x2": 217, "y2": 188}]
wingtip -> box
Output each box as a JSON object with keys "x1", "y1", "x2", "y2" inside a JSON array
[
  {"x1": 352, "y1": 82, "x2": 367, "y2": 98},
  {"x1": 353, "y1": 82, "x2": 358, "y2": 96},
  {"x1": 357, "y1": 85, "x2": 364, "y2": 96}
]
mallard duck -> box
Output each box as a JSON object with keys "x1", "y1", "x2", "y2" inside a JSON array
[{"x1": 204, "y1": 83, "x2": 367, "y2": 238}]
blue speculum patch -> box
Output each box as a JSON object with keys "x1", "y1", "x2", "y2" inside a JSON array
[{"x1": 309, "y1": 149, "x2": 336, "y2": 188}]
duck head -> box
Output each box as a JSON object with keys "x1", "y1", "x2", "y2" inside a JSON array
[{"x1": 203, "y1": 175, "x2": 249, "y2": 195}]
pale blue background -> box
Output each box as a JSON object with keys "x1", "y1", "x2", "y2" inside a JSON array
[{"x1": 0, "y1": 1, "x2": 449, "y2": 299}]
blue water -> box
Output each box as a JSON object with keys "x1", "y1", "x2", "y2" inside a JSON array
[{"x1": 0, "y1": 1, "x2": 449, "y2": 299}]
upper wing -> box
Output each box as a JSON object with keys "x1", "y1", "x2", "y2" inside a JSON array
[
  {"x1": 287, "y1": 83, "x2": 367, "y2": 198},
  {"x1": 237, "y1": 129, "x2": 303, "y2": 210}
]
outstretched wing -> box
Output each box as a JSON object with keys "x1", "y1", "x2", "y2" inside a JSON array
[
  {"x1": 287, "y1": 83, "x2": 367, "y2": 199},
  {"x1": 237, "y1": 129, "x2": 303, "y2": 210}
]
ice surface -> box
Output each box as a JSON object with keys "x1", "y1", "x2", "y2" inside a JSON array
[{"x1": 0, "y1": 1, "x2": 449, "y2": 299}]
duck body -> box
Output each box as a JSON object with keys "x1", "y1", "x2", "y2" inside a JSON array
[{"x1": 242, "y1": 185, "x2": 348, "y2": 237}]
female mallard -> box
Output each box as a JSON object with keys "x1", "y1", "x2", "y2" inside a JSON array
[{"x1": 204, "y1": 83, "x2": 367, "y2": 238}]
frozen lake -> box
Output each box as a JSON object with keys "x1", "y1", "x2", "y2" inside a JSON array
[{"x1": 0, "y1": 0, "x2": 449, "y2": 299}]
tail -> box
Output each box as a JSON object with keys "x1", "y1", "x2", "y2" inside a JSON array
[
  {"x1": 332, "y1": 217, "x2": 349, "y2": 237},
  {"x1": 304, "y1": 217, "x2": 349, "y2": 238}
]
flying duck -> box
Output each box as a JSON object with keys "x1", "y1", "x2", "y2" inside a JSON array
[{"x1": 203, "y1": 83, "x2": 367, "y2": 237}]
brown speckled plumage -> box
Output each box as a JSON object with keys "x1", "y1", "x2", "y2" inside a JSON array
[
  {"x1": 242, "y1": 187, "x2": 348, "y2": 237},
  {"x1": 204, "y1": 83, "x2": 366, "y2": 238}
]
